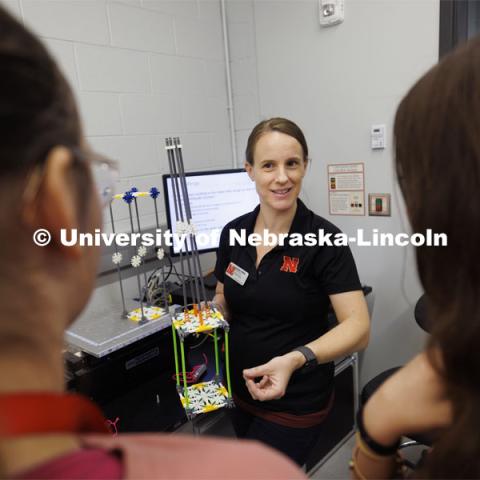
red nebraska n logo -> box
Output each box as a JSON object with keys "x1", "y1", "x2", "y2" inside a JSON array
[
  {"x1": 226, "y1": 263, "x2": 236, "y2": 275},
  {"x1": 280, "y1": 256, "x2": 299, "y2": 273}
]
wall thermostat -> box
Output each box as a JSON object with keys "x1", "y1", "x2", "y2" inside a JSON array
[
  {"x1": 319, "y1": 0, "x2": 345, "y2": 27},
  {"x1": 371, "y1": 124, "x2": 386, "y2": 150}
]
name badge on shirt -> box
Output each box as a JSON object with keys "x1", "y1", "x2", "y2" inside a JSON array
[{"x1": 225, "y1": 262, "x2": 249, "y2": 286}]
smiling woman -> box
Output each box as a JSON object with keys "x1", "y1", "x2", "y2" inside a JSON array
[
  {"x1": 245, "y1": 130, "x2": 306, "y2": 215},
  {"x1": 213, "y1": 117, "x2": 371, "y2": 466}
]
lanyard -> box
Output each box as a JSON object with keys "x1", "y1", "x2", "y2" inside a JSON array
[{"x1": 0, "y1": 392, "x2": 110, "y2": 436}]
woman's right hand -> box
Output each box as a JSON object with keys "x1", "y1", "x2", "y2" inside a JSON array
[{"x1": 242, "y1": 351, "x2": 304, "y2": 402}]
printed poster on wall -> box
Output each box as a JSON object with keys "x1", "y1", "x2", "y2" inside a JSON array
[{"x1": 327, "y1": 163, "x2": 365, "y2": 216}]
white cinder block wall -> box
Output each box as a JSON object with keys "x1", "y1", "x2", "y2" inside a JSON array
[
  {"x1": 225, "y1": 0, "x2": 261, "y2": 164},
  {"x1": 1, "y1": 0, "x2": 233, "y2": 233},
  {"x1": 225, "y1": 0, "x2": 438, "y2": 385}
]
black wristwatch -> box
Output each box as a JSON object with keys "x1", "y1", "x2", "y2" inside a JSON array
[{"x1": 291, "y1": 346, "x2": 318, "y2": 373}]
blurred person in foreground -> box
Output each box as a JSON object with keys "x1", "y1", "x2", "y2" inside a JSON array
[{"x1": 352, "y1": 34, "x2": 480, "y2": 480}]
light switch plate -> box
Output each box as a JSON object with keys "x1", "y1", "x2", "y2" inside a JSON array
[{"x1": 368, "y1": 193, "x2": 391, "y2": 216}]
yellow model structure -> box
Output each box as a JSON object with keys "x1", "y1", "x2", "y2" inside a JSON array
[{"x1": 171, "y1": 303, "x2": 233, "y2": 418}]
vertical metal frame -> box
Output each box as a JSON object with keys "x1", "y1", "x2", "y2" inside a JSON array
[
  {"x1": 439, "y1": 0, "x2": 469, "y2": 58},
  {"x1": 307, "y1": 353, "x2": 359, "y2": 476}
]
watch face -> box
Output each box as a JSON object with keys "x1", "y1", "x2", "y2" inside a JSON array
[
  {"x1": 293, "y1": 346, "x2": 317, "y2": 373},
  {"x1": 305, "y1": 359, "x2": 316, "y2": 369},
  {"x1": 300, "y1": 358, "x2": 317, "y2": 374}
]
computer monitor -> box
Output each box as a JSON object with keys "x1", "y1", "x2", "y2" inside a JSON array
[{"x1": 162, "y1": 168, "x2": 259, "y2": 256}]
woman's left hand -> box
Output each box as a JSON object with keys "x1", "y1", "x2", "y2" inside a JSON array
[{"x1": 242, "y1": 352, "x2": 302, "y2": 401}]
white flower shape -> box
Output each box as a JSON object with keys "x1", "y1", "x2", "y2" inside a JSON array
[
  {"x1": 131, "y1": 255, "x2": 142, "y2": 268},
  {"x1": 176, "y1": 220, "x2": 187, "y2": 235},
  {"x1": 138, "y1": 246, "x2": 147, "y2": 257},
  {"x1": 186, "y1": 222, "x2": 196, "y2": 235},
  {"x1": 157, "y1": 248, "x2": 165, "y2": 260},
  {"x1": 112, "y1": 252, "x2": 123, "y2": 265}
]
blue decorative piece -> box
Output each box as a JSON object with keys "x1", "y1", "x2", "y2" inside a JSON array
[
  {"x1": 150, "y1": 187, "x2": 160, "y2": 199},
  {"x1": 122, "y1": 191, "x2": 134, "y2": 204},
  {"x1": 130, "y1": 187, "x2": 138, "y2": 193}
]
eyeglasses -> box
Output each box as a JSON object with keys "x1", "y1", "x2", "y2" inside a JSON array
[
  {"x1": 22, "y1": 146, "x2": 119, "y2": 208},
  {"x1": 72, "y1": 148, "x2": 119, "y2": 206}
]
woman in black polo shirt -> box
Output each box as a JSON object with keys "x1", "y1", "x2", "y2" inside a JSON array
[{"x1": 213, "y1": 118, "x2": 370, "y2": 465}]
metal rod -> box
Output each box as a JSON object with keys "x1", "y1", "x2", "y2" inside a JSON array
[
  {"x1": 175, "y1": 138, "x2": 207, "y2": 303},
  {"x1": 214, "y1": 328, "x2": 220, "y2": 378},
  {"x1": 220, "y1": 0, "x2": 238, "y2": 168},
  {"x1": 109, "y1": 203, "x2": 128, "y2": 317},
  {"x1": 171, "y1": 323, "x2": 180, "y2": 387},
  {"x1": 133, "y1": 196, "x2": 148, "y2": 291},
  {"x1": 168, "y1": 137, "x2": 198, "y2": 305},
  {"x1": 153, "y1": 197, "x2": 160, "y2": 229},
  {"x1": 153, "y1": 193, "x2": 168, "y2": 310},
  {"x1": 173, "y1": 138, "x2": 202, "y2": 304},
  {"x1": 170, "y1": 145, "x2": 198, "y2": 303},
  {"x1": 352, "y1": 353, "x2": 359, "y2": 427},
  {"x1": 224, "y1": 330, "x2": 232, "y2": 396},
  {"x1": 161, "y1": 254, "x2": 168, "y2": 312},
  {"x1": 128, "y1": 201, "x2": 146, "y2": 322},
  {"x1": 166, "y1": 138, "x2": 188, "y2": 307},
  {"x1": 180, "y1": 339, "x2": 189, "y2": 406}
]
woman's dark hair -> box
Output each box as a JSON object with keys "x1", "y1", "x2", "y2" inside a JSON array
[
  {"x1": 245, "y1": 117, "x2": 309, "y2": 165},
  {"x1": 0, "y1": 6, "x2": 81, "y2": 178},
  {"x1": 394, "y1": 35, "x2": 480, "y2": 478}
]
